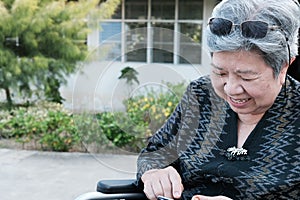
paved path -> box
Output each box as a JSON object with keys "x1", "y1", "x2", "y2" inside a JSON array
[{"x1": 0, "y1": 148, "x2": 137, "y2": 200}]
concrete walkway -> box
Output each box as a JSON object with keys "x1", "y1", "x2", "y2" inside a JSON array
[{"x1": 0, "y1": 148, "x2": 137, "y2": 200}]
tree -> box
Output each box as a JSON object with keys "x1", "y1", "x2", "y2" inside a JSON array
[
  {"x1": 118, "y1": 66, "x2": 140, "y2": 86},
  {"x1": 0, "y1": 0, "x2": 120, "y2": 107}
]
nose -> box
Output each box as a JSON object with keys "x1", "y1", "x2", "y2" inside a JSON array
[{"x1": 223, "y1": 75, "x2": 244, "y2": 96}]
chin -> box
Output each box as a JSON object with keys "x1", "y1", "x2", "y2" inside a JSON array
[{"x1": 232, "y1": 107, "x2": 267, "y2": 116}]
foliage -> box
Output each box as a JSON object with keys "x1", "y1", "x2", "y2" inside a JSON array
[
  {"x1": 124, "y1": 81, "x2": 187, "y2": 134},
  {"x1": 93, "y1": 81, "x2": 187, "y2": 152},
  {"x1": 73, "y1": 112, "x2": 111, "y2": 152},
  {"x1": 0, "y1": 101, "x2": 80, "y2": 151},
  {"x1": 96, "y1": 112, "x2": 136, "y2": 147},
  {"x1": 118, "y1": 66, "x2": 139, "y2": 85},
  {"x1": 0, "y1": 0, "x2": 121, "y2": 106},
  {"x1": 0, "y1": 82, "x2": 187, "y2": 153}
]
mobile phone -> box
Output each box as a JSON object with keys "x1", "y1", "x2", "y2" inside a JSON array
[{"x1": 157, "y1": 196, "x2": 174, "y2": 200}]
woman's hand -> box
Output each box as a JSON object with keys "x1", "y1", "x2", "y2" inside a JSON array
[
  {"x1": 141, "y1": 166, "x2": 184, "y2": 200},
  {"x1": 192, "y1": 195, "x2": 233, "y2": 200}
]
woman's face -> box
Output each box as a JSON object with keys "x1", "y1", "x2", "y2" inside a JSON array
[{"x1": 210, "y1": 50, "x2": 288, "y2": 115}]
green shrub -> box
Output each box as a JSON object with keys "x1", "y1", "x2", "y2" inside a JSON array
[
  {"x1": 73, "y1": 113, "x2": 111, "y2": 152},
  {"x1": 0, "y1": 101, "x2": 80, "y2": 151},
  {"x1": 0, "y1": 81, "x2": 187, "y2": 153},
  {"x1": 124, "y1": 81, "x2": 186, "y2": 133},
  {"x1": 39, "y1": 111, "x2": 80, "y2": 151},
  {"x1": 96, "y1": 112, "x2": 140, "y2": 149},
  {"x1": 94, "y1": 81, "x2": 187, "y2": 152}
]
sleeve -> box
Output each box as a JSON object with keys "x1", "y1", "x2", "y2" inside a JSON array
[{"x1": 136, "y1": 79, "x2": 205, "y2": 182}]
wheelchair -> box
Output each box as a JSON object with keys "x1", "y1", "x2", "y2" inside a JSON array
[{"x1": 75, "y1": 179, "x2": 147, "y2": 200}]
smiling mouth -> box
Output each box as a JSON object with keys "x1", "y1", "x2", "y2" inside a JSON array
[{"x1": 230, "y1": 97, "x2": 251, "y2": 104}]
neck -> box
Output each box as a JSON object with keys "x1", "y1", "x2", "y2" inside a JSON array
[{"x1": 238, "y1": 113, "x2": 264, "y2": 125}]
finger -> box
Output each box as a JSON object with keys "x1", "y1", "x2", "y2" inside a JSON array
[
  {"x1": 143, "y1": 181, "x2": 155, "y2": 200},
  {"x1": 168, "y1": 168, "x2": 183, "y2": 199},
  {"x1": 151, "y1": 179, "x2": 165, "y2": 198},
  {"x1": 192, "y1": 195, "x2": 233, "y2": 200},
  {"x1": 142, "y1": 170, "x2": 160, "y2": 200},
  {"x1": 159, "y1": 176, "x2": 173, "y2": 198},
  {"x1": 192, "y1": 195, "x2": 213, "y2": 200}
]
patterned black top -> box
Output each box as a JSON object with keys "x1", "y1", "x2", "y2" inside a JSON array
[{"x1": 136, "y1": 75, "x2": 300, "y2": 199}]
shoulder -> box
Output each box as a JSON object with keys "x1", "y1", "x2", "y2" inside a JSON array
[
  {"x1": 183, "y1": 75, "x2": 227, "y2": 104},
  {"x1": 187, "y1": 75, "x2": 213, "y2": 95},
  {"x1": 287, "y1": 75, "x2": 300, "y2": 91},
  {"x1": 189, "y1": 75, "x2": 212, "y2": 87},
  {"x1": 275, "y1": 76, "x2": 300, "y2": 123},
  {"x1": 286, "y1": 76, "x2": 300, "y2": 107}
]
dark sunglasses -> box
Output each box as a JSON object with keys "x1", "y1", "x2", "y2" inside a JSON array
[{"x1": 208, "y1": 18, "x2": 281, "y2": 39}]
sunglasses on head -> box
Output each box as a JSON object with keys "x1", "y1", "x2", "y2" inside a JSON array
[{"x1": 208, "y1": 17, "x2": 281, "y2": 39}]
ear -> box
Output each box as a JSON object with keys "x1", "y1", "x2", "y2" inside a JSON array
[
  {"x1": 290, "y1": 57, "x2": 296, "y2": 65},
  {"x1": 279, "y1": 57, "x2": 296, "y2": 85}
]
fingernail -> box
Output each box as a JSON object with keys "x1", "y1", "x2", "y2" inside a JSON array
[{"x1": 174, "y1": 191, "x2": 180, "y2": 197}]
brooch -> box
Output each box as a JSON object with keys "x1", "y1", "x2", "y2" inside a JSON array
[{"x1": 224, "y1": 146, "x2": 249, "y2": 161}]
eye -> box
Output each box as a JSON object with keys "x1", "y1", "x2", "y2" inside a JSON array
[
  {"x1": 241, "y1": 75, "x2": 260, "y2": 82},
  {"x1": 213, "y1": 71, "x2": 227, "y2": 77},
  {"x1": 241, "y1": 77, "x2": 253, "y2": 81}
]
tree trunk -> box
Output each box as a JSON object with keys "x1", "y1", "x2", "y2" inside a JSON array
[{"x1": 4, "y1": 87, "x2": 13, "y2": 108}]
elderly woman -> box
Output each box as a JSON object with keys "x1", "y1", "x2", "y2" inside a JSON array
[{"x1": 136, "y1": 0, "x2": 300, "y2": 199}]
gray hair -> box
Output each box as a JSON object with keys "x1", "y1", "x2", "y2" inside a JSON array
[{"x1": 205, "y1": 0, "x2": 300, "y2": 77}]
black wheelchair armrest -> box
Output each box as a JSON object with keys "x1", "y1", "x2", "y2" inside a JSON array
[
  {"x1": 97, "y1": 179, "x2": 142, "y2": 194},
  {"x1": 75, "y1": 179, "x2": 147, "y2": 200}
]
